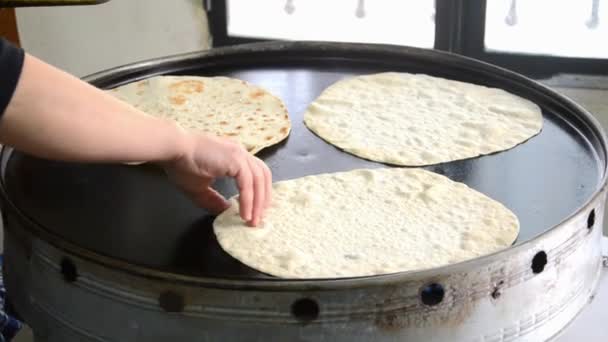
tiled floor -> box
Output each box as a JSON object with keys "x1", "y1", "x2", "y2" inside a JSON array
[{"x1": 5, "y1": 81, "x2": 608, "y2": 342}]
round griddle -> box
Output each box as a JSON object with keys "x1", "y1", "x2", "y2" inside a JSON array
[{"x1": 0, "y1": 42, "x2": 605, "y2": 280}]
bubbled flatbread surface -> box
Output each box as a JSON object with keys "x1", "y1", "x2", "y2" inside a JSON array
[
  {"x1": 109, "y1": 75, "x2": 291, "y2": 154},
  {"x1": 213, "y1": 168, "x2": 519, "y2": 278},
  {"x1": 303, "y1": 72, "x2": 543, "y2": 166}
]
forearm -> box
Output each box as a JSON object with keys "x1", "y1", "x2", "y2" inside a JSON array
[{"x1": 0, "y1": 53, "x2": 189, "y2": 163}]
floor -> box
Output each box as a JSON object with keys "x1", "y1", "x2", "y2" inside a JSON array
[{"x1": 6, "y1": 78, "x2": 608, "y2": 341}]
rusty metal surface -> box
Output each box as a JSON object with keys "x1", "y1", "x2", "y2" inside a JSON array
[
  {"x1": 2, "y1": 190, "x2": 605, "y2": 341},
  {"x1": 554, "y1": 237, "x2": 608, "y2": 342}
]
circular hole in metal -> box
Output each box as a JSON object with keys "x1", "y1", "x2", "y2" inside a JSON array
[
  {"x1": 60, "y1": 257, "x2": 78, "y2": 283},
  {"x1": 158, "y1": 291, "x2": 185, "y2": 313},
  {"x1": 531, "y1": 251, "x2": 548, "y2": 274},
  {"x1": 291, "y1": 298, "x2": 320, "y2": 322},
  {"x1": 420, "y1": 283, "x2": 444, "y2": 306},
  {"x1": 587, "y1": 209, "x2": 596, "y2": 230}
]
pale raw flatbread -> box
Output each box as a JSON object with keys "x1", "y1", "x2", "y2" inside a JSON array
[
  {"x1": 303, "y1": 72, "x2": 543, "y2": 166},
  {"x1": 108, "y1": 75, "x2": 291, "y2": 154},
  {"x1": 213, "y1": 168, "x2": 519, "y2": 278}
]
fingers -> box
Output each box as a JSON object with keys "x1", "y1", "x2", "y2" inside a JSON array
[
  {"x1": 192, "y1": 187, "x2": 230, "y2": 215},
  {"x1": 232, "y1": 154, "x2": 272, "y2": 227},
  {"x1": 235, "y1": 162, "x2": 254, "y2": 223},
  {"x1": 247, "y1": 157, "x2": 265, "y2": 227},
  {"x1": 260, "y1": 159, "x2": 272, "y2": 210},
  {"x1": 185, "y1": 136, "x2": 272, "y2": 227}
]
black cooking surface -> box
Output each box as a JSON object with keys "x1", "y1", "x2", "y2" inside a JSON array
[{"x1": 1, "y1": 44, "x2": 604, "y2": 279}]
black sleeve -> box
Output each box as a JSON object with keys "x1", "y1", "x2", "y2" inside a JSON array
[{"x1": 0, "y1": 38, "x2": 25, "y2": 119}]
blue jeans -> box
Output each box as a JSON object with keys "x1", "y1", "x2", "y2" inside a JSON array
[{"x1": 0, "y1": 256, "x2": 22, "y2": 341}]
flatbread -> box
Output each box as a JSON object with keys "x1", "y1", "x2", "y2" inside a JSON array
[
  {"x1": 213, "y1": 168, "x2": 519, "y2": 278},
  {"x1": 108, "y1": 75, "x2": 291, "y2": 154},
  {"x1": 303, "y1": 72, "x2": 542, "y2": 166}
]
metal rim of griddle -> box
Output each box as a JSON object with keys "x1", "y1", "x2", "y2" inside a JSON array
[{"x1": 0, "y1": 41, "x2": 606, "y2": 289}]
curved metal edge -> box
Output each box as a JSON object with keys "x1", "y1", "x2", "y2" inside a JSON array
[
  {"x1": 545, "y1": 261, "x2": 604, "y2": 342},
  {"x1": 1, "y1": 40, "x2": 607, "y2": 291},
  {"x1": 602, "y1": 236, "x2": 608, "y2": 267}
]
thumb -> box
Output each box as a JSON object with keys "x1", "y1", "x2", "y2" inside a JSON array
[{"x1": 190, "y1": 187, "x2": 230, "y2": 215}]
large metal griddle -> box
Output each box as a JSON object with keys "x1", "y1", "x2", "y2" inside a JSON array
[{"x1": 0, "y1": 41, "x2": 605, "y2": 281}]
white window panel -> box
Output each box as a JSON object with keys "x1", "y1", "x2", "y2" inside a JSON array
[
  {"x1": 227, "y1": 0, "x2": 435, "y2": 48},
  {"x1": 485, "y1": 0, "x2": 608, "y2": 58}
]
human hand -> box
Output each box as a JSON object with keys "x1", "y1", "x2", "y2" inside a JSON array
[{"x1": 162, "y1": 132, "x2": 272, "y2": 227}]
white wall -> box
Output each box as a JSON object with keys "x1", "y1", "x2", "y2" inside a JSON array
[{"x1": 15, "y1": 0, "x2": 211, "y2": 77}]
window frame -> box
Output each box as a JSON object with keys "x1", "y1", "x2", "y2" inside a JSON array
[
  {"x1": 460, "y1": 1, "x2": 608, "y2": 78},
  {"x1": 205, "y1": 0, "x2": 608, "y2": 78}
]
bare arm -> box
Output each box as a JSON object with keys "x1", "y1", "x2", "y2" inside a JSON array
[
  {"x1": 0, "y1": 54, "x2": 271, "y2": 226},
  {"x1": 0, "y1": 54, "x2": 187, "y2": 163}
]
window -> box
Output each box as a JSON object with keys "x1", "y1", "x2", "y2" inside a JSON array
[
  {"x1": 485, "y1": 0, "x2": 607, "y2": 59},
  {"x1": 225, "y1": 0, "x2": 435, "y2": 47},
  {"x1": 206, "y1": 0, "x2": 608, "y2": 77}
]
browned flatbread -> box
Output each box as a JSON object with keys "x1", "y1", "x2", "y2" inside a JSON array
[{"x1": 109, "y1": 75, "x2": 291, "y2": 154}]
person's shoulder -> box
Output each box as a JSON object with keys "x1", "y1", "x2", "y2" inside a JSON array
[{"x1": 0, "y1": 37, "x2": 24, "y2": 60}]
